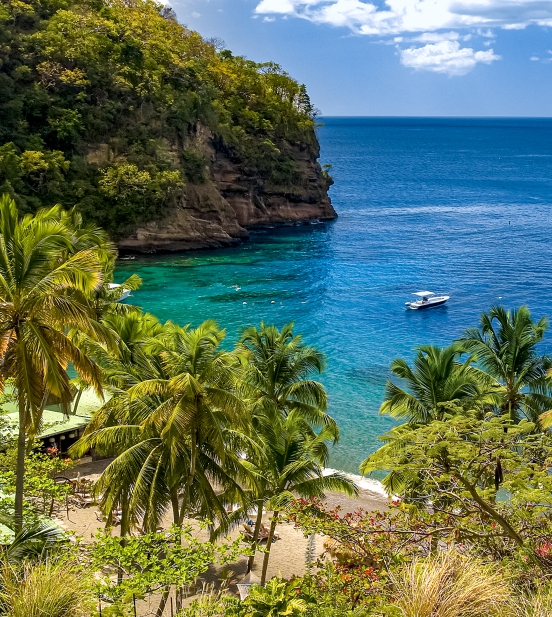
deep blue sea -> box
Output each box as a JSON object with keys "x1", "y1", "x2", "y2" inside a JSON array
[{"x1": 116, "y1": 117, "x2": 552, "y2": 478}]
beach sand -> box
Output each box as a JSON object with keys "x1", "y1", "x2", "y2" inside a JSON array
[{"x1": 56, "y1": 458, "x2": 388, "y2": 615}]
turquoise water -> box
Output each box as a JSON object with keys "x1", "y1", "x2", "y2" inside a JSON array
[{"x1": 116, "y1": 117, "x2": 552, "y2": 475}]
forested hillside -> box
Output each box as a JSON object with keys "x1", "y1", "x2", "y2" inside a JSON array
[{"x1": 0, "y1": 0, "x2": 333, "y2": 243}]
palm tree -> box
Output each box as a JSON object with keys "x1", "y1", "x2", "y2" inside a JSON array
[
  {"x1": 379, "y1": 344, "x2": 496, "y2": 424},
  {"x1": 0, "y1": 195, "x2": 108, "y2": 531},
  {"x1": 0, "y1": 516, "x2": 65, "y2": 564},
  {"x1": 237, "y1": 323, "x2": 335, "y2": 430},
  {"x1": 457, "y1": 306, "x2": 552, "y2": 425},
  {"x1": 72, "y1": 319, "x2": 247, "y2": 532},
  {"x1": 252, "y1": 413, "x2": 357, "y2": 584},
  {"x1": 234, "y1": 323, "x2": 340, "y2": 572},
  {"x1": 363, "y1": 344, "x2": 497, "y2": 495}
]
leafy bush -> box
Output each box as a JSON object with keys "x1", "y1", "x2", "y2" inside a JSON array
[
  {"x1": 91, "y1": 524, "x2": 248, "y2": 606},
  {"x1": 0, "y1": 451, "x2": 73, "y2": 524},
  {"x1": 243, "y1": 579, "x2": 308, "y2": 617}
]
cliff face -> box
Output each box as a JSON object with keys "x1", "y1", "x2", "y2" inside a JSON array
[
  {"x1": 1, "y1": 0, "x2": 332, "y2": 243},
  {"x1": 117, "y1": 133, "x2": 335, "y2": 253}
]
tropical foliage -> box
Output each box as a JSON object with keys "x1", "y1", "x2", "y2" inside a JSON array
[
  {"x1": 71, "y1": 318, "x2": 249, "y2": 533},
  {"x1": 0, "y1": 194, "x2": 112, "y2": 530},
  {"x1": 91, "y1": 524, "x2": 247, "y2": 614},
  {"x1": 379, "y1": 343, "x2": 496, "y2": 423},
  {"x1": 362, "y1": 406, "x2": 552, "y2": 565},
  {"x1": 68, "y1": 318, "x2": 355, "y2": 589},
  {"x1": 231, "y1": 323, "x2": 355, "y2": 579},
  {"x1": 457, "y1": 305, "x2": 552, "y2": 424},
  {"x1": 0, "y1": 517, "x2": 65, "y2": 565},
  {"x1": 1, "y1": 202, "x2": 552, "y2": 616},
  {"x1": 0, "y1": 452, "x2": 73, "y2": 523},
  {"x1": 0, "y1": 559, "x2": 96, "y2": 617},
  {"x1": 0, "y1": 0, "x2": 321, "y2": 234}
]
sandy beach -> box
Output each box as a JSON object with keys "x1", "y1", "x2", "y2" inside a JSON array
[{"x1": 55, "y1": 458, "x2": 388, "y2": 615}]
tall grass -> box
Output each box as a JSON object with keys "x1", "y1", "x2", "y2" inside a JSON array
[
  {"x1": 0, "y1": 559, "x2": 95, "y2": 617},
  {"x1": 392, "y1": 550, "x2": 514, "y2": 617},
  {"x1": 517, "y1": 588, "x2": 552, "y2": 617}
]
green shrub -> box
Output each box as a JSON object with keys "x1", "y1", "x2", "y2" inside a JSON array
[
  {"x1": 0, "y1": 559, "x2": 95, "y2": 617},
  {"x1": 181, "y1": 149, "x2": 209, "y2": 184}
]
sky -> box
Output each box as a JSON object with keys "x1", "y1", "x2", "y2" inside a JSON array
[{"x1": 175, "y1": 0, "x2": 552, "y2": 116}]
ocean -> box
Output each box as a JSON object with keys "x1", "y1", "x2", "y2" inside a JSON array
[{"x1": 116, "y1": 117, "x2": 552, "y2": 480}]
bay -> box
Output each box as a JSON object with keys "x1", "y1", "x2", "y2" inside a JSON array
[{"x1": 116, "y1": 117, "x2": 552, "y2": 475}]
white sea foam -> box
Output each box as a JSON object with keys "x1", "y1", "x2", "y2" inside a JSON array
[{"x1": 324, "y1": 468, "x2": 388, "y2": 498}]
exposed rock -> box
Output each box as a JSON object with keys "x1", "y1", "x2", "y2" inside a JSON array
[
  {"x1": 118, "y1": 131, "x2": 335, "y2": 253},
  {"x1": 86, "y1": 143, "x2": 110, "y2": 166},
  {"x1": 118, "y1": 181, "x2": 247, "y2": 253},
  {"x1": 214, "y1": 142, "x2": 336, "y2": 229}
]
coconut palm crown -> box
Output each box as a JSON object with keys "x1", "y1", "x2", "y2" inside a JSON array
[
  {"x1": 457, "y1": 305, "x2": 552, "y2": 425},
  {"x1": 380, "y1": 343, "x2": 496, "y2": 424},
  {"x1": 72, "y1": 319, "x2": 247, "y2": 532}
]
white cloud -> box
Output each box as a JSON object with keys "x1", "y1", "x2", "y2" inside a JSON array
[
  {"x1": 415, "y1": 31, "x2": 460, "y2": 43},
  {"x1": 263, "y1": 16, "x2": 276, "y2": 21},
  {"x1": 255, "y1": 1, "x2": 552, "y2": 34},
  {"x1": 400, "y1": 40, "x2": 500, "y2": 76},
  {"x1": 255, "y1": 1, "x2": 548, "y2": 74},
  {"x1": 191, "y1": 11, "x2": 200, "y2": 18},
  {"x1": 476, "y1": 29, "x2": 495, "y2": 38},
  {"x1": 256, "y1": 0, "x2": 297, "y2": 13},
  {"x1": 530, "y1": 55, "x2": 540, "y2": 60}
]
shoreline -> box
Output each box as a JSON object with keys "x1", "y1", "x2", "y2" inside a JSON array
[
  {"x1": 116, "y1": 217, "x2": 337, "y2": 256},
  {"x1": 324, "y1": 467, "x2": 388, "y2": 499},
  {"x1": 55, "y1": 458, "x2": 389, "y2": 614}
]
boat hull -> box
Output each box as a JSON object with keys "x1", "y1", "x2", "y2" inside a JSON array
[{"x1": 408, "y1": 298, "x2": 448, "y2": 310}]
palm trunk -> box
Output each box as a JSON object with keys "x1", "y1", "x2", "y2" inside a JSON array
[
  {"x1": 247, "y1": 499, "x2": 264, "y2": 572},
  {"x1": 118, "y1": 493, "x2": 130, "y2": 585},
  {"x1": 170, "y1": 492, "x2": 180, "y2": 526},
  {"x1": 176, "y1": 587, "x2": 183, "y2": 612},
  {"x1": 178, "y1": 429, "x2": 197, "y2": 526},
  {"x1": 260, "y1": 511, "x2": 279, "y2": 585},
  {"x1": 155, "y1": 587, "x2": 170, "y2": 617},
  {"x1": 14, "y1": 403, "x2": 27, "y2": 533},
  {"x1": 72, "y1": 388, "x2": 83, "y2": 415},
  {"x1": 120, "y1": 500, "x2": 130, "y2": 538}
]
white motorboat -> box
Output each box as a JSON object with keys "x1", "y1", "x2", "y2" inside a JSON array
[
  {"x1": 108, "y1": 283, "x2": 131, "y2": 301},
  {"x1": 405, "y1": 291, "x2": 449, "y2": 310}
]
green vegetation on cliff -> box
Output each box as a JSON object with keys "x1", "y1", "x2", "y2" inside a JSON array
[{"x1": 0, "y1": 0, "x2": 319, "y2": 235}]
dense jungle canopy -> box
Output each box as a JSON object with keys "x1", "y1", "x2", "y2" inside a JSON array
[{"x1": 0, "y1": 0, "x2": 318, "y2": 234}]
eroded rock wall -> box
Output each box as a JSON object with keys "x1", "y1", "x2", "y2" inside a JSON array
[{"x1": 118, "y1": 130, "x2": 336, "y2": 253}]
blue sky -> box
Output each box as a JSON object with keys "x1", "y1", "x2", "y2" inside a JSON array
[{"x1": 176, "y1": 0, "x2": 552, "y2": 116}]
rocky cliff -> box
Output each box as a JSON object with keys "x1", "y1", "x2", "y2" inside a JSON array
[
  {"x1": 117, "y1": 134, "x2": 335, "y2": 253},
  {"x1": 1, "y1": 0, "x2": 333, "y2": 246}
]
